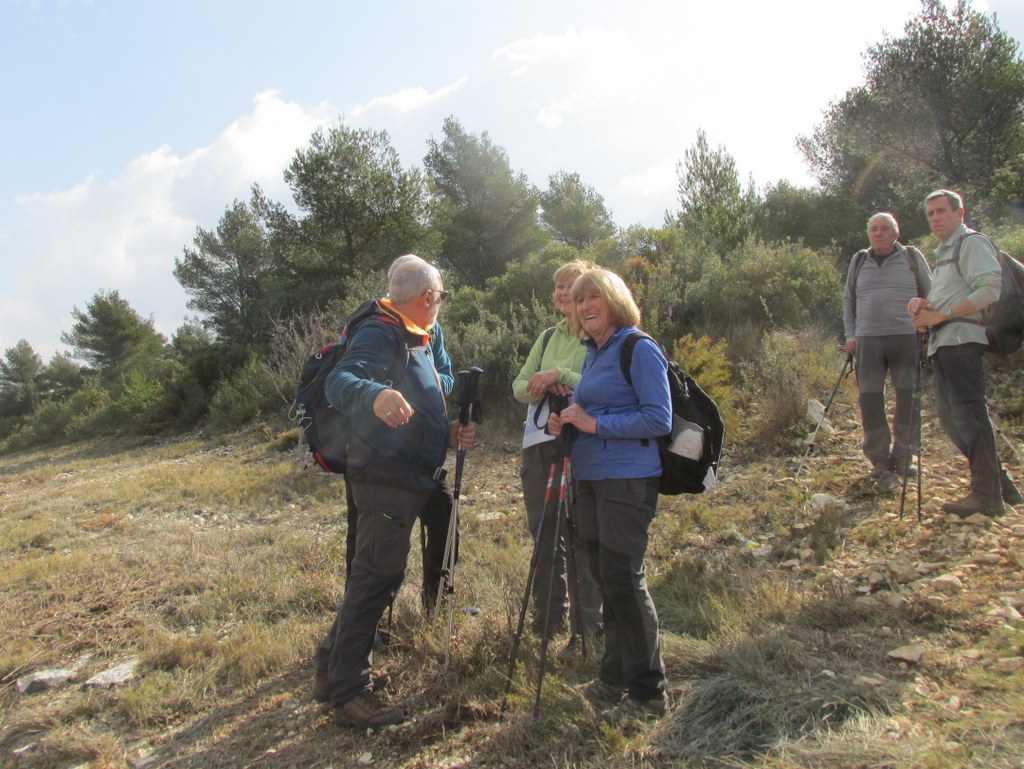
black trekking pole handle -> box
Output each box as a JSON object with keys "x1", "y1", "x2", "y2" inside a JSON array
[
  {"x1": 545, "y1": 392, "x2": 573, "y2": 451},
  {"x1": 456, "y1": 367, "x2": 484, "y2": 427}
]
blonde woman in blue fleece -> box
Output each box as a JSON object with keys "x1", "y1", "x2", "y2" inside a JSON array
[{"x1": 547, "y1": 267, "x2": 671, "y2": 728}]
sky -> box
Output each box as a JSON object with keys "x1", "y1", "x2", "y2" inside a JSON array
[{"x1": 2, "y1": 0, "x2": 1023, "y2": 361}]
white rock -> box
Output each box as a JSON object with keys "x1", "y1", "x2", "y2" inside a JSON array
[
  {"x1": 887, "y1": 644, "x2": 926, "y2": 664},
  {"x1": 930, "y1": 575, "x2": 964, "y2": 595},
  {"x1": 84, "y1": 658, "x2": 139, "y2": 689},
  {"x1": 811, "y1": 493, "x2": 836, "y2": 510},
  {"x1": 16, "y1": 668, "x2": 76, "y2": 694}
]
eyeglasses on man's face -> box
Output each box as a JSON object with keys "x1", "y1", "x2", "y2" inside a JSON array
[{"x1": 425, "y1": 288, "x2": 451, "y2": 303}]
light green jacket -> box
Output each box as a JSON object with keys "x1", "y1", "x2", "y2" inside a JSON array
[
  {"x1": 512, "y1": 318, "x2": 587, "y2": 447},
  {"x1": 928, "y1": 225, "x2": 1002, "y2": 355}
]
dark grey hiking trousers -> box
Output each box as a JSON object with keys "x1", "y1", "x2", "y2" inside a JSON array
[
  {"x1": 931, "y1": 343, "x2": 1003, "y2": 512},
  {"x1": 314, "y1": 483, "x2": 431, "y2": 706},
  {"x1": 855, "y1": 334, "x2": 919, "y2": 469},
  {"x1": 521, "y1": 441, "x2": 603, "y2": 637},
  {"x1": 574, "y1": 476, "x2": 664, "y2": 702}
]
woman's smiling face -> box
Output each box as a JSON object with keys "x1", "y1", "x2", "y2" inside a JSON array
[
  {"x1": 553, "y1": 274, "x2": 579, "y2": 317},
  {"x1": 577, "y1": 288, "x2": 614, "y2": 346}
]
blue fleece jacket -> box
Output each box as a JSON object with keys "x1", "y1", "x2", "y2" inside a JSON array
[
  {"x1": 570, "y1": 326, "x2": 671, "y2": 481},
  {"x1": 324, "y1": 310, "x2": 449, "y2": 489}
]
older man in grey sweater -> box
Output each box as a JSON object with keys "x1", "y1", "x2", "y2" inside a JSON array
[{"x1": 843, "y1": 212, "x2": 931, "y2": 488}]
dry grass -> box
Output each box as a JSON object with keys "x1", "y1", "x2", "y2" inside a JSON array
[{"x1": 2, "y1": 376, "x2": 1024, "y2": 768}]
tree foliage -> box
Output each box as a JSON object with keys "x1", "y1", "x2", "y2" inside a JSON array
[
  {"x1": 271, "y1": 124, "x2": 433, "y2": 313},
  {"x1": 539, "y1": 171, "x2": 616, "y2": 249},
  {"x1": 174, "y1": 197, "x2": 276, "y2": 352},
  {"x1": 38, "y1": 353, "x2": 85, "y2": 403},
  {"x1": 799, "y1": 0, "x2": 1024, "y2": 216},
  {"x1": 60, "y1": 290, "x2": 167, "y2": 385},
  {"x1": 425, "y1": 117, "x2": 546, "y2": 288},
  {"x1": 758, "y1": 182, "x2": 857, "y2": 257},
  {"x1": 0, "y1": 340, "x2": 43, "y2": 416},
  {"x1": 673, "y1": 130, "x2": 760, "y2": 260}
]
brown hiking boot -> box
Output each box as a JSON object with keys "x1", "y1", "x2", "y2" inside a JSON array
[
  {"x1": 874, "y1": 470, "x2": 901, "y2": 493},
  {"x1": 599, "y1": 696, "x2": 666, "y2": 731},
  {"x1": 576, "y1": 678, "x2": 625, "y2": 708},
  {"x1": 312, "y1": 669, "x2": 390, "y2": 703},
  {"x1": 941, "y1": 495, "x2": 1002, "y2": 519},
  {"x1": 333, "y1": 692, "x2": 406, "y2": 729}
]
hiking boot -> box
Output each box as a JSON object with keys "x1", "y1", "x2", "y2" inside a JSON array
[
  {"x1": 874, "y1": 470, "x2": 901, "y2": 492},
  {"x1": 941, "y1": 495, "x2": 1003, "y2": 519},
  {"x1": 577, "y1": 678, "x2": 625, "y2": 708},
  {"x1": 599, "y1": 696, "x2": 666, "y2": 730},
  {"x1": 868, "y1": 465, "x2": 889, "y2": 481},
  {"x1": 890, "y1": 457, "x2": 917, "y2": 479},
  {"x1": 312, "y1": 669, "x2": 389, "y2": 703},
  {"x1": 556, "y1": 637, "x2": 580, "y2": 664},
  {"x1": 333, "y1": 692, "x2": 406, "y2": 729}
]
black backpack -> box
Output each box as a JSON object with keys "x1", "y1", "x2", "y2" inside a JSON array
[
  {"x1": 941, "y1": 232, "x2": 1024, "y2": 355},
  {"x1": 621, "y1": 332, "x2": 725, "y2": 495},
  {"x1": 291, "y1": 301, "x2": 407, "y2": 473}
]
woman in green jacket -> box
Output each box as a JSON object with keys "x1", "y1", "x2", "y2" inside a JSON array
[{"x1": 512, "y1": 259, "x2": 602, "y2": 659}]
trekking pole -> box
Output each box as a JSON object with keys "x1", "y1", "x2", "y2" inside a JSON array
[
  {"x1": 435, "y1": 367, "x2": 483, "y2": 666},
  {"x1": 533, "y1": 448, "x2": 571, "y2": 718},
  {"x1": 561, "y1": 463, "x2": 587, "y2": 658},
  {"x1": 796, "y1": 353, "x2": 854, "y2": 477},
  {"x1": 991, "y1": 416, "x2": 1024, "y2": 465},
  {"x1": 900, "y1": 331, "x2": 928, "y2": 521},
  {"x1": 502, "y1": 395, "x2": 569, "y2": 712}
]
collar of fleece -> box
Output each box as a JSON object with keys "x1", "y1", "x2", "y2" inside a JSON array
[{"x1": 379, "y1": 297, "x2": 430, "y2": 345}]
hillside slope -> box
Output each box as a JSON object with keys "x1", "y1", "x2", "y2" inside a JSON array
[{"x1": 1, "y1": 378, "x2": 1023, "y2": 769}]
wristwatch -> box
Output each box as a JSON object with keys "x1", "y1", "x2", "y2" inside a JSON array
[{"x1": 943, "y1": 307, "x2": 953, "y2": 318}]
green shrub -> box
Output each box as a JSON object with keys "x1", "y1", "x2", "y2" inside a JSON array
[
  {"x1": 737, "y1": 326, "x2": 846, "y2": 454},
  {"x1": 686, "y1": 239, "x2": 843, "y2": 335},
  {"x1": 207, "y1": 356, "x2": 280, "y2": 430},
  {"x1": 109, "y1": 370, "x2": 176, "y2": 433},
  {"x1": 672, "y1": 333, "x2": 739, "y2": 434},
  {"x1": 443, "y1": 289, "x2": 549, "y2": 424},
  {"x1": 2, "y1": 387, "x2": 109, "y2": 450}
]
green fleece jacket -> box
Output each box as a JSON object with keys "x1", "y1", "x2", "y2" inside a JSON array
[{"x1": 512, "y1": 318, "x2": 587, "y2": 448}]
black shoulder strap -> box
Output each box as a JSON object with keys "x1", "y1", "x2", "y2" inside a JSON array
[
  {"x1": 620, "y1": 331, "x2": 658, "y2": 386},
  {"x1": 939, "y1": 231, "x2": 994, "y2": 278},
  {"x1": 904, "y1": 246, "x2": 925, "y2": 297},
  {"x1": 850, "y1": 250, "x2": 869, "y2": 305},
  {"x1": 540, "y1": 326, "x2": 556, "y2": 356},
  {"x1": 343, "y1": 306, "x2": 411, "y2": 386},
  {"x1": 851, "y1": 247, "x2": 925, "y2": 304}
]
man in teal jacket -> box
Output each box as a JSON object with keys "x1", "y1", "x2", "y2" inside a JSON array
[{"x1": 314, "y1": 258, "x2": 475, "y2": 729}]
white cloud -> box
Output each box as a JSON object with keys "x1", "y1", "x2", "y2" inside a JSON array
[
  {"x1": 351, "y1": 77, "x2": 469, "y2": 116},
  {"x1": 0, "y1": 92, "x2": 328, "y2": 359}
]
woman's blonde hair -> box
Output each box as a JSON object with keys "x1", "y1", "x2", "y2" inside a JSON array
[
  {"x1": 568, "y1": 268, "x2": 641, "y2": 338},
  {"x1": 553, "y1": 259, "x2": 596, "y2": 286}
]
